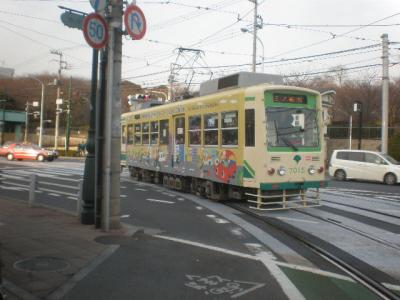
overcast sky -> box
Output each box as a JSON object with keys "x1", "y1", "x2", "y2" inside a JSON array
[{"x1": 1, "y1": 0, "x2": 400, "y2": 89}]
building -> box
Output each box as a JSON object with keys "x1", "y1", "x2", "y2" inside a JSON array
[
  {"x1": 0, "y1": 108, "x2": 26, "y2": 145},
  {"x1": 0, "y1": 66, "x2": 15, "y2": 78}
]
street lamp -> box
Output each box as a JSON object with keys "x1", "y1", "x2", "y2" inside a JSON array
[
  {"x1": 27, "y1": 77, "x2": 45, "y2": 147},
  {"x1": 241, "y1": 28, "x2": 264, "y2": 73}
]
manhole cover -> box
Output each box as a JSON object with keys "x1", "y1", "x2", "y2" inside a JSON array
[{"x1": 14, "y1": 256, "x2": 70, "y2": 272}]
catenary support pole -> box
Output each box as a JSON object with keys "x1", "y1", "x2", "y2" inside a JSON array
[
  {"x1": 251, "y1": 0, "x2": 258, "y2": 72},
  {"x1": 95, "y1": 49, "x2": 108, "y2": 229},
  {"x1": 103, "y1": 0, "x2": 122, "y2": 231},
  {"x1": 381, "y1": 33, "x2": 389, "y2": 154}
]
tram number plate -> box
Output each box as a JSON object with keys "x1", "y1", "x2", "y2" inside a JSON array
[{"x1": 288, "y1": 167, "x2": 304, "y2": 174}]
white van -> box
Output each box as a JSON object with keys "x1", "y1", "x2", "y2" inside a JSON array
[{"x1": 329, "y1": 150, "x2": 400, "y2": 185}]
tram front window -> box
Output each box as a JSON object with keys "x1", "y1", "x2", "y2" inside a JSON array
[{"x1": 266, "y1": 107, "x2": 319, "y2": 149}]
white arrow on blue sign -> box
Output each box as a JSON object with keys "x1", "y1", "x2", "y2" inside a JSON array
[{"x1": 90, "y1": 0, "x2": 108, "y2": 12}]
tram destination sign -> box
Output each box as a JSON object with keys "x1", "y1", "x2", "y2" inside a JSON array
[{"x1": 273, "y1": 94, "x2": 307, "y2": 104}]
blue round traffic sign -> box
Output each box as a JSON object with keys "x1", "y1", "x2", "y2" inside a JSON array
[
  {"x1": 90, "y1": 0, "x2": 108, "y2": 12},
  {"x1": 83, "y1": 13, "x2": 108, "y2": 49},
  {"x1": 124, "y1": 4, "x2": 146, "y2": 40}
]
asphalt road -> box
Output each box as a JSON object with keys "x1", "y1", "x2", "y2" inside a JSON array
[{"x1": 1, "y1": 158, "x2": 400, "y2": 299}]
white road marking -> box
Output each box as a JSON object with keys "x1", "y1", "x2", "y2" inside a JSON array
[
  {"x1": 231, "y1": 228, "x2": 243, "y2": 237},
  {"x1": 177, "y1": 197, "x2": 185, "y2": 201},
  {"x1": 120, "y1": 195, "x2": 127, "y2": 198},
  {"x1": 135, "y1": 188, "x2": 147, "y2": 191},
  {"x1": 154, "y1": 235, "x2": 256, "y2": 260},
  {"x1": 245, "y1": 243, "x2": 306, "y2": 300},
  {"x1": 146, "y1": 198, "x2": 175, "y2": 204},
  {"x1": 276, "y1": 216, "x2": 319, "y2": 224},
  {"x1": 206, "y1": 214, "x2": 216, "y2": 218},
  {"x1": 68, "y1": 196, "x2": 77, "y2": 201},
  {"x1": 195, "y1": 206, "x2": 203, "y2": 210},
  {"x1": 120, "y1": 215, "x2": 130, "y2": 219},
  {"x1": 49, "y1": 193, "x2": 60, "y2": 197},
  {"x1": 155, "y1": 235, "x2": 356, "y2": 293},
  {"x1": 121, "y1": 186, "x2": 127, "y2": 189},
  {"x1": 215, "y1": 218, "x2": 230, "y2": 224}
]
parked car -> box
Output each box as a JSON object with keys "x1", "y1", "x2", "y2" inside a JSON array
[
  {"x1": 329, "y1": 149, "x2": 400, "y2": 185},
  {"x1": 3, "y1": 143, "x2": 56, "y2": 162}
]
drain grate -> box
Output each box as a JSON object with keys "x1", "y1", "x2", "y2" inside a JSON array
[{"x1": 14, "y1": 256, "x2": 70, "y2": 272}]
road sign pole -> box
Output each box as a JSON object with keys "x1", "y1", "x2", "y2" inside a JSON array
[{"x1": 81, "y1": 49, "x2": 99, "y2": 225}]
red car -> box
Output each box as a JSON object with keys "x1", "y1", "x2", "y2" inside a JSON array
[{"x1": 3, "y1": 143, "x2": 55, "y2": 162}]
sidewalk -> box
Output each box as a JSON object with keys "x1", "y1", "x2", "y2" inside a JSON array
[{"x1": 0, "y1": 197, "x2": 131, "y2": 300}]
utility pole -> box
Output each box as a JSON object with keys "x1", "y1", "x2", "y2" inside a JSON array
[
  {"x1": 51, "y1": 50, "x2": 67, "y2": 149},
  {"x1": 103, "y1": 0, "x2": 122, "y2": 230},
  {"x1": 65, "y1": 77, "x2": 72, "y2": 152},
  {"x1": 251, "y1": 0, "x2": 258, "y2": 72},
  {"x1": 381, "y1": 33, "x2": 389, "y2": 154}
]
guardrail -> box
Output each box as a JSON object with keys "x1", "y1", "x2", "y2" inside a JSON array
[{"x1": 0, "y1": 170, "x2": 83, "y2": 215}]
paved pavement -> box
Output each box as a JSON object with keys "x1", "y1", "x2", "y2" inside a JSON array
[{"x1": 0, "y1": 196, "x2": 131, "y2": 300}]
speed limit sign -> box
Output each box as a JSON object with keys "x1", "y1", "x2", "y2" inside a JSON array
[{"x1": 83, "y1": 13, "x2": 108, "y2": 49}]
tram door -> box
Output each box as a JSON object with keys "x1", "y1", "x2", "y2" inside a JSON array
[{"x1": 173, "y1": 115, "x2": 185, "y2": 167}]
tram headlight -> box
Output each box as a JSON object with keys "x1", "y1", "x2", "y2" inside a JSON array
[
  {"x1": 277, "y1": 167, "x2": 287, "y2": 176},
  {"x1": 308, "y1": 165, "x2": 316, "y2": 175},
  {"x1": 267, "y1": 168, "x2": 275, "y2": 175}
]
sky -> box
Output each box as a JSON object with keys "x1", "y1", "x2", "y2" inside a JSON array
[{"x1": 1, "y1": 0, "x2": 400, "y2": 90}]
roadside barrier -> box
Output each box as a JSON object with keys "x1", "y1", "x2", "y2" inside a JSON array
[{"x1": 0, "y1": 170, "x2": 83, "y2": 216}]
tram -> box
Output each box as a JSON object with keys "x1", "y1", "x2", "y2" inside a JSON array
[{"x1": 121, "y1": 73, "x2": 327, "y2": 209}]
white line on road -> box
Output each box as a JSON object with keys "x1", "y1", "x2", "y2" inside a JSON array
[
  {"x1": 246, "y1": 243, "x2": 306, "y2": 300},
  {"x1": 48, "y1": 193, "x2": 60, "y2": 197},
  {"x1": 276, "y1": 216, "x2": 319, "y2": 224},
  {"x1": 120, "y1": 215, "x2": 130, "y2": 219},
  {"x1": 135, "y1": 188, "x2": 147, "y2": 191},
  {"x1": 121, "y1": 195, "x2": 127, "y2": 198},
  {"x1": 146, "y1": 198, "x2": 175, "y2": 204},
  {"x1": 195, "y1": 206, "x2": 203, "y2": 210}
]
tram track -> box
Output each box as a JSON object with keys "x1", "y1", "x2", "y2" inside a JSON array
[
  {"x1": 294, "y1": 208, "x2": 400, "y2": 252},
  {"x1": 320, "y1": 198, "x2": 400, "y2": 220},
  {"x1": 226, "y1": 202, "x2": 400, "y2": 300}
]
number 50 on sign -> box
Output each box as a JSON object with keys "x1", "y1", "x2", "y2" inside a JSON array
[{"x1": 83, "y1": 13, "x2": 108, "y2": 49}]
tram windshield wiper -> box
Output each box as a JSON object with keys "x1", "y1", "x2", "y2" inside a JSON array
[{"x1": 274, "y1": 120, "x2": 298, "y2": 151}]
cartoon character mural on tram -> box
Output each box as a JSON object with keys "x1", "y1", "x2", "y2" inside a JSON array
[{"x1": 121, "y1": 73, "x2": 327, "y2": 209}]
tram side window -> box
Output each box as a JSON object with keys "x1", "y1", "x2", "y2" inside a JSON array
[
  {"x1": 221, "y1": 111, "x2": 238, "y2": 146},
  {"x1": 245, "y1": 109, "x2": 255, "y2": 147},
  {"x1": 142, "y1": 122, "x2": 149, "y2": 145},
  {"x1": 189, "y1": 115, "x2": 201, "y2": 145},
  {"x1": 127, "y1": 124, "x2": 134, "y2": 145},
  {"x1": 134, "y1": 123, "x2": 141, "y2": 144},
  {"x1": 151, "y1": 121, "x2": 159, "y2": 145},
  {"x1": 204, "y1": 113, "x2": 218, "y2": 146},
  {"x1": 160, "y1": 119, "x2": 169, "y2": 145},
  {"x1": 175, "y1": 117, "x2": 185, "y2": 145}
]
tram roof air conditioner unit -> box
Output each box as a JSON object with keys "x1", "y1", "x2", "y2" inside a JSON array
[{"x1": 199, "y1": 72, "x2": 283, "y2": 96}]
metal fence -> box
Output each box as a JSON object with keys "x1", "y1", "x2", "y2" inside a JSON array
[
  {"x1": 327, "y1": 127, "x2": 400, "y2": 139},
  {"x1": 0, "y1": 170, "x2": 83, "y2": 215}
]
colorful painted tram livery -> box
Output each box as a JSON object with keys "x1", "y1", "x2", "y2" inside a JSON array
[{"x1": 121, "y1": 73, "x2": 327, "y2": 210}]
